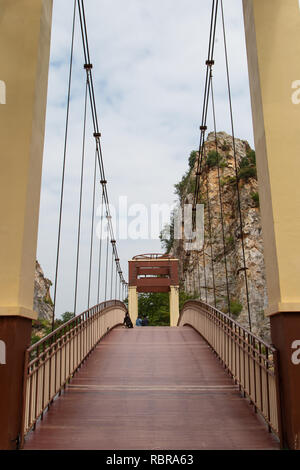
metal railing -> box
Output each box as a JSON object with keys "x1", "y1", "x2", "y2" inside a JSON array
[
  {"x1": 178, "y1": 300, "x2": 282, "y2": 441},
  {"x1": 21, "y1": 300, "x2": 127, "y2": 444}
]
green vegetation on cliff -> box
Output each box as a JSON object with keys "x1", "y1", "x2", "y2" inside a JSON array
[
  {"x1": 238, "y1": 149, "x2": 257, "y2": 181},
  {"x1": 174, "y1": 150, "x2": 198, "y2": 202},
  {"x1": 159, "y1": 213, "x2": 175, "y2": 254}
]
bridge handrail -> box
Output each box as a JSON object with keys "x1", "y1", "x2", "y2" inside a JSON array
[
  {"x1": 21, "y1": 300, "x2": 127, "y2": 445},
  {"x1": 178, "y1": 300, "x2": 282, "y2": 441},
  {"x1": 178, "y1": 300, "x2": 275, "y2": 351},
  {"x1": 27, "y1": 299, "x2": 125, "y2": 354}
]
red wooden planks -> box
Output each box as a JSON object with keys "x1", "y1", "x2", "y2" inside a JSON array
[{"x1": 24, "y1": 326, "x2": 279, "y2": 450}]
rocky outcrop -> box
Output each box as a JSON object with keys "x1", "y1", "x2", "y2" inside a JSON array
[
  {"x1": 170, "y1": 132, "x2": 270, "y2": 341},
  {"x1": 33, "y1": 261, "x2": 54, "y2": 322}
]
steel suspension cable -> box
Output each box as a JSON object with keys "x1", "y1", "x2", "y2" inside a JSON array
[
  {"x1": 73, "y1": 76, "x2": 88, "y2": 315},
  {"x1": 193, "y1": 0, "x2": 219, "y2": 210},
  {"x1": 110, "y1": 244, "x2": 114, "y2": 300},
  {"x1": 202, "y1": 240, "x2": 208, "y2": 303},
  {"x1": 77, "y1": 0, "x2": 127, "y2": 291},
  {"x1": 104, "y1": 224, "x2": 109, "y2": 302},
  {"x1": 193, "y1": 259, "x2": 197, "y2": 296},
  {"x1": 210, "y1": 71, "x2": 231, "y2": 314},
  {"x1": 204, "y1": 144, "x2": 217, "y2": 307},
  {"x1": 114, "y1": 257, "x2": 119, "y2": 300},
  {"x1": 220, "y1": 0, "x2": 252, "y2": 330},
  {"x1": 52, "y1": 0, "x2": 76, "y2": 330},
  {"x1": 197, "y1": 261, "x2": 202, "y2": 300},
  {"x1": 97, "y1": 189, "x2": 105, "y2": 303},
  {"x1": 190, "y1": 1, "x2": 218, "y2": 305},
  {"x1": 115, "y1": 261, "x2": 118, "y2": 300},
  {"x1": 195, "y1": 72, "x2": 213, "y2": 306},
  {"x1": 87, "y1": 149, "x2": 97, "y2": 309}
]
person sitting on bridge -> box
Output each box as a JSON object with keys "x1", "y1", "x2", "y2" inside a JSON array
[
  {"x1": 142, "y1": 316, "x2": 149, "y2": 326},
  {"x1": 136, "y1": 315, "x2": 143, "y2": 326},
  {"x1": 124, "y1": 311, "x2": 133, "y2": 328}
]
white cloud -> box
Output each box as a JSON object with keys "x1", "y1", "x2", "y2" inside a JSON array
[{"x1": 37, "y1": 0, "x2": 254, "y2": 316}]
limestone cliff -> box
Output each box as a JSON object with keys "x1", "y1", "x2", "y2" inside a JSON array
[
  {"x1": 168, "y1": 132, "x2": 270, "y2": 340},
  {"x1": 33, "y1": 260, "x2": 53, "y2": 322}
]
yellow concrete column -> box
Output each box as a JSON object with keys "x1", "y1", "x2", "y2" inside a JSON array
[
  {"x1": 243, "y1": 0, "x2": 300, "y2": 449},
  {"x1": 169, "y1": 286, "x2": 179, "y2": 327},
  {"x1": 128, "y1": 286, "x2": 138, "y2": 326},
  {"x1": 243, "y1": 0, "x2": 300, "y2": 316},
  {"x1": 0, "y1": 0, "x2": 53, "y2": 450},
  {"x1": 0, "y1": 0, "x2": 53, "y2": 320}
]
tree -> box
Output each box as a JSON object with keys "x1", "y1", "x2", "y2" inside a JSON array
[
  {"x1": 174, "y1": 150, "x2": 198, "y2": 202},
  {"x1": 189, "y1": 151, "x2": 198, "y2": 170},
  {"x1": 179, "y1": 290, "x2": 196, "y2": 310},
  {"x1": 159, "y1": 216, "x2": 175, "y2": 254},
  {"x1": 61, "y1": 311, "x2": 75, "y2": 323},
  {"x1": 136, "y1": 290, "x2": 197, "y2": 327},
  {"x1": 138, "y1": 293, "x2": 170, "y2": 326}
]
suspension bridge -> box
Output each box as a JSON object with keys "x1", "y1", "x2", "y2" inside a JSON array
[{"x1": 0, "y1": 0, "x2": 300, "y2": 451}]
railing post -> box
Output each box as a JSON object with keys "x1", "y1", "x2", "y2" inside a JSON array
[
  {"x1": 273, "y1": 348, "x2": 284, "y2": 448},
  {"x1": 20, "y1": 349, "x2": 29, "y2": 449}
]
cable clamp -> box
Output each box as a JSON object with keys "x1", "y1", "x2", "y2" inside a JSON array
[
  {"x1": 93, "y1": 132, "x2": 101, "y2": 138},
  {"x1": 200, "y1": 125, "x2": 207, "y2": 131},
  {"x1": 206, "y1": 59, "x2": 214, "y2": 67},
  {"x1": 100, "y1": 179, "x2": 107, "y2": 185},
  {"x1": 84, "y1": 63, "x2": 93, "y2": 70}
]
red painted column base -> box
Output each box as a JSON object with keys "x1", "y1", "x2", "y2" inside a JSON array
[
  {"x1": 0, "y1": 316, "x2": 32, "y2": 450},
  {"x1": 270, "y1": 312, "x2": 300, "y2": 450}
]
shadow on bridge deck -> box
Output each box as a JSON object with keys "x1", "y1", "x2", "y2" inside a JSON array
[{"x1": 24, "y1": 326, "x2": 279, "y2": 450}]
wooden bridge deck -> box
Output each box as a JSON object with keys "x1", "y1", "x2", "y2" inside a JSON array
[{"x1": 24, "y1": 326, "x2": 279, "y2": 450}]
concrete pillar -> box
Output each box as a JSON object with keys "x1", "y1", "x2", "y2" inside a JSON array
[
  {"x1": 0, "y1": 0, "x2": 53, "y2": 449},
  {"x1": 128, "y1": 286, "x2": 138, "y2": 326},
  {"x1": 243, "y1": 0, "x2": 300, "y2": 449},
  {"x1": 169, "y1": 286, "x2": 179, "y2": 327}
]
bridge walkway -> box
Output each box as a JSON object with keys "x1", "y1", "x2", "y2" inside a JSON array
[{"x1": 24, "y1": 326, "x2": 279, "y2": 450}]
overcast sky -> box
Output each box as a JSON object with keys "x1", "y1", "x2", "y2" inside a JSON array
[{"x1": 36, "y1": 0, "x2": 254, "y2": 316}]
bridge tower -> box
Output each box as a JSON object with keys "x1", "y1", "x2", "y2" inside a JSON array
[
  {"x1": 128, "y1": 254, "x2": 180, "y2": 327},
  {"x1": 0, "y1": 0, "x2": 53, "y2": 449},
  {"x1": 243, "y1": 0, "x2": 300, "y2": 449}
]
